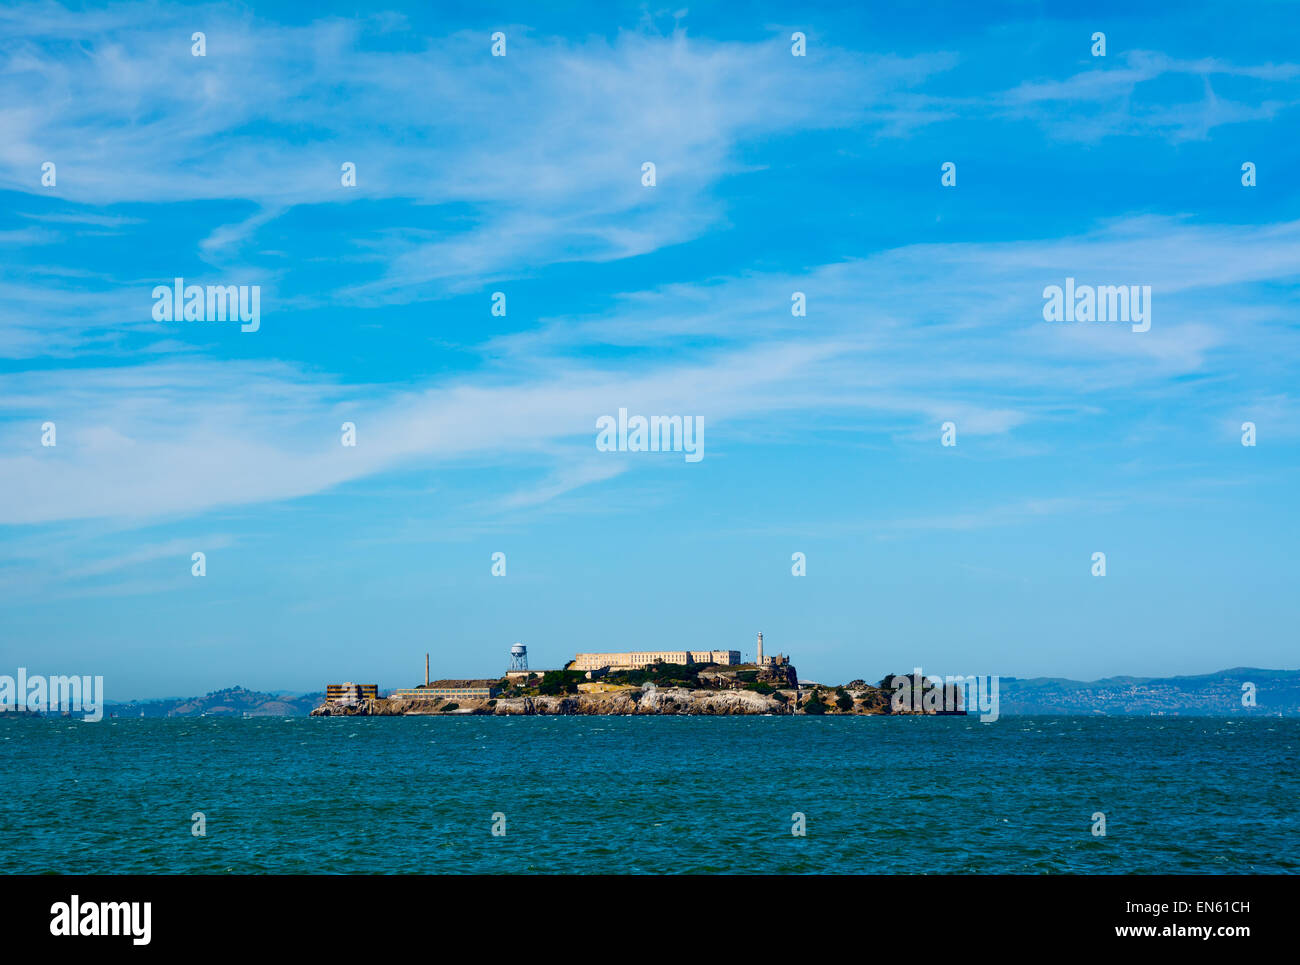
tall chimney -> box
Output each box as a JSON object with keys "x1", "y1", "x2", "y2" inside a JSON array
[
  {"x1": 757, "y1": 631, "x2": 764, "y2": 667},
  {"x1": 425, "y1": 652, "x2": 430, "y2": 687}
]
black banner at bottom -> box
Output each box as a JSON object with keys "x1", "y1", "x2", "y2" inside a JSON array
[{"x1": 0, "y1": 874, "x2": 1279, "y2": 949}]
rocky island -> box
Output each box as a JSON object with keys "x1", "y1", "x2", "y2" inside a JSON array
[{"x1": 311, "y1": 664, "x2": 966, "y2": 717}]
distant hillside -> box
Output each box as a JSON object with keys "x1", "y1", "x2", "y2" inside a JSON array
[
  {"x1": 998, "y1": 668, "x2": 1300, "y2": 716},
  {"x1": 109, "y1": 686, "x2": 322, "y2": 718}
]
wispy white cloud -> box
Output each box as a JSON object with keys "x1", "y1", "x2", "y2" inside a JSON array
[
  {"x1": 63, "y1": 535, "x2": 234, "y2": 579},
  {"x1": 0, "y1": 5, "x2": 956, "y2": 286},
  {"x1": 998, "y1": 50, "x2": 1300, "y2": 141},
  {"x1": 3, "y1": 213, "x2": 1297, "y2": 526},
  {"x1": 0, "y1": 341, "x2": 837, "y2": 523},
  {"x1": 1, "y1": 5, "x2": 1297, "y2": 537}
]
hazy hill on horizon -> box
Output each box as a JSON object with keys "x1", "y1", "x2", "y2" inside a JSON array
[
  {"x1": 107, "y1": 686, "x2": 323, "y2": 718},
  {"x1": 998, "y1": 667, "x2": 1300, "y2": 716}
]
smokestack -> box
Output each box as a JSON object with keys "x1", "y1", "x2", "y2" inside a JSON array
[
  {"x1": 757, "y1": 631, "x2": 764, "y2": 667},
  {"x1": 425, "y1": 652, "x2": 429, "y2": 687}
]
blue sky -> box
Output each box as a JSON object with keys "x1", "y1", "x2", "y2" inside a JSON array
[{"x1": 1, "y1": 1, "x2": 1298, "y2": 698}]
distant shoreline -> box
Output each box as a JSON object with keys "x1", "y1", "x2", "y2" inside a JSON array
[{"x1": 48, "y1": 666, "x2": 1299, "y2": 719}]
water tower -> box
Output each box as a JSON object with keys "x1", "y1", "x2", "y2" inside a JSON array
[{"x1": 509, "y1": 642, "x2": 528, "y2": 672}]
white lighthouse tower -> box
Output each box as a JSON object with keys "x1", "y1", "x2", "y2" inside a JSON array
[{"x1": 756, "y1": 631, "x2": 764, "y2": 667}]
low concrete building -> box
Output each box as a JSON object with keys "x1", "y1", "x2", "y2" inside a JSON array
[{"x1": 389, "y1": 679, "x2": 501, "y2": 701}]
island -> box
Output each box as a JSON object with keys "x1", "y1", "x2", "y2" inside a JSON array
[{"x1": 311, "y1": 662, "x2": 967, "y2": 717}]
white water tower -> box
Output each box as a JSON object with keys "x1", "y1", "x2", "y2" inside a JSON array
[{"x1": 509, "y1": 642, "x2": 528, "y2": 671}]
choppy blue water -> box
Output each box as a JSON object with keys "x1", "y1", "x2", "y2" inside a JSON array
[{"x1": 2, "y1": 715, "x2": 1295, "y2": 874}]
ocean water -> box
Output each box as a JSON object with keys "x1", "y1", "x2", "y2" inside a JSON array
[{"x1": 2, "y1": 715, "x2": 1296, "y2": 874}]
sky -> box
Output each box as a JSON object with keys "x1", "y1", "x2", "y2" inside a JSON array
[{"x1": 1, "y1": 0, "x2": 1297, "y2": 699}]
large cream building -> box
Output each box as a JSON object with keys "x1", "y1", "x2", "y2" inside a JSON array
[{"x1": 571, "y1": 650, "x2": 741, "y2": 672}]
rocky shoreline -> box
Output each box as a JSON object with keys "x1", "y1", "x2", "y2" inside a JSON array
[{"x1": 310, "y1": 684, "x2": 957, "y2": 717}]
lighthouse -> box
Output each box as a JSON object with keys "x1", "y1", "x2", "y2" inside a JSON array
[{"x1": 756, "y1": 631, "x2": 764, "y2": 667}]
